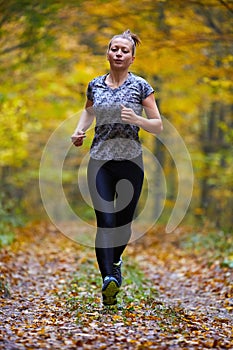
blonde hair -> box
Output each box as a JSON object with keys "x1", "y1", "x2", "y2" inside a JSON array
[{"x1": 108, "y1": 29, "x2": 141, "y2": 55}]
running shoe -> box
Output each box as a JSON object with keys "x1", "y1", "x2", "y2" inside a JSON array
[{"x1": 102, "y1": 276, "x2": 120, "y2": 306}]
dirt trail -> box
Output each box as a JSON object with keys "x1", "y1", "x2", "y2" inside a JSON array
[
  {"x1": 0, "y1": 223, "x2": 232, "y2": 349},
  {"x1": 135, "y1": 230, "x2": 232, "y2": 321}
]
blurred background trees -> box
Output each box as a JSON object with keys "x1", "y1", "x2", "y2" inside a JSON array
[{"x1": 0, "y1": 0, "x2": 232, "y2": 233}]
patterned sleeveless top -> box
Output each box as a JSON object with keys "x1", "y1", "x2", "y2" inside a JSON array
[{"x1": 86, "y1": 72, "x2": 154, "y2": 160}]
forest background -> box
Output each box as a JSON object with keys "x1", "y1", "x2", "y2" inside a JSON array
[{"x1": 0, "y1": 0, "x2": 232, "y2": 243}]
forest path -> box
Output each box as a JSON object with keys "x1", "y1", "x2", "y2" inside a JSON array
[{"x1": 0, "y1": 222, "x2": 232, "y2": 349}]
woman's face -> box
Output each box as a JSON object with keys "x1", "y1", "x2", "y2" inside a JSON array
[{"x1": 107, "y1": 38, "x2": 135, "y2": 70}]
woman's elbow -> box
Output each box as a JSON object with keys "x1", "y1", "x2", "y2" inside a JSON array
[{"x1": 157, "y1": 119, "x2": 163, "y2": 134}]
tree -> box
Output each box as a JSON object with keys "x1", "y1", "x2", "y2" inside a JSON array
[{"x1": 0, "y1": 0, "x2": 232, "y2": 228}]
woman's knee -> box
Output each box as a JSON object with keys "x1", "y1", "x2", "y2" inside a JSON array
[{"x1": 96, "y1": 211, "x2": 115, "y2": 228}]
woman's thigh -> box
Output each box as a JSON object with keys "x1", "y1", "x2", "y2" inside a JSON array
[
  {"x1": 87, "y1": 157, "x2": 144, "y2": 228},
  {"x1": 115, "y1": 158, "x2": 144, "y2": 227},
  {"x1": 87, "y1": 159, "x2": 116, "y2": 228}
]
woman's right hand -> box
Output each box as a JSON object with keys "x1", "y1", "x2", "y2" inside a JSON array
[{"x1": 71, "y1": 130, "x2": 86, "y2": 147}]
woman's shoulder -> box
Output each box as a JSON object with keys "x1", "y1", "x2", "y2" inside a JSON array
[
  {"x1": 88, "y1": 74, "x2": 107, "y2": 87},
  {"x1": 130, "y1": 72, "x2": 151, "y2": 85},
  {"x1": 129, "y1": 73, "x2": 154, "y2": 94}
]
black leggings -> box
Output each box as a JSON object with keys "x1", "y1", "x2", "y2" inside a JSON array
[{"x1": 87, "y1": 155, "x2": 144, "y2": 279}]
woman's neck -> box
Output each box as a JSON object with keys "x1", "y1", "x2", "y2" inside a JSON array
[{"x1": 106, "y1": 70, "x2": 129, "y2": 88}]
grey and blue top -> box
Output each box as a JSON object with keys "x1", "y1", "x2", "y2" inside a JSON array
[{"x1": 86, "y1": 72, "x2": 154, "y2": 160}]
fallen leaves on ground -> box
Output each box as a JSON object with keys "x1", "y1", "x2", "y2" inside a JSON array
[{"x1": 0, "y1": 222, "x2": 232, "y2": 349}]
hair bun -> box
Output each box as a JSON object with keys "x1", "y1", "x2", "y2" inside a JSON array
[{"x1": 122, "y1": 29, "x2": 141, "y2": 47}]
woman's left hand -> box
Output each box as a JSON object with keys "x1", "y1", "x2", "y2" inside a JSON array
[{"x1": 121, "y1": 105, "x2": 138, "y2": 125}]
